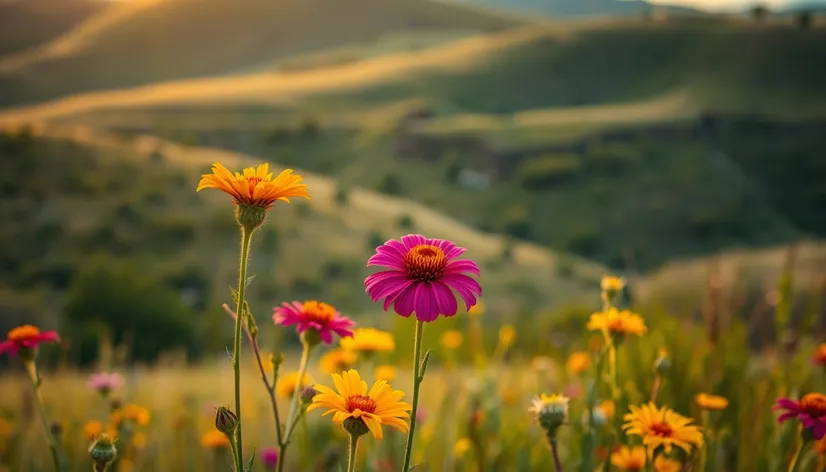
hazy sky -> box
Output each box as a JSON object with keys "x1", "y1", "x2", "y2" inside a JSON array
[{"x1": 648, "y1": 0, "x2": 803, "y2": 11}]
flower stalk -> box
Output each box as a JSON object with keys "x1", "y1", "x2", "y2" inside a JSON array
[
  {"x1": 786, "y1": 431, "x2": 809, "y2": 472},
  {"x1": 25, "y1": 360, "x2": 64, "y2": 472},
  {"x1": 346, "y1": 434, "x2": 360, "y2": 472},
  {"x1": 550, "y1": 439, "x2": 563, "y2": 472},
  {"x1": 401, "y1": 320, "x2": 428, "y2": 472},
  {"x1": 232, "y1": 225, "x2": 254, "y2": 471}
]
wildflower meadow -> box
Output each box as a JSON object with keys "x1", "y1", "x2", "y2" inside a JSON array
[{"x1": 0, "y1": 161, "x2": 823, "y2": 472}]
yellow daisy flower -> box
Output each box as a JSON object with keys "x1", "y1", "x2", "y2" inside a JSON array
[
  {"x1": 276, "y1": 372, "x2": 313, "y2": 399},
  {"x1": 654, "y1": 456, "x2": 683, "y2": 472},
  {"x1": 694, "y1": 393, "x2": 729, "y2": 411},
  {"x1": 374, "y1": 365, "x2": 397, "y2": 382},
  {"x1": 340, "y1": 328, "x2": 395, "y2": 354},
  {"x1": 611, "y1": 445, "x2": 646, "y2": 471},
  {"x1": 601, "y1": 275, "x2": 626, "y2": 293},
  {"x1": 197, "y1": 162, "x2": 309, "y2": 210},
  {"x1": 441, "y1": 330, "x2": 463, "y2": 350},
  {"x1": 308, "y1": 369, "x2": 411, "y2": 440},
  {"x1": 566, "y1": 351, "x2": 592, "y2": 375},
  {"x1": 623, "y1": 402, "x2": 704, "y2": 454},
  {"x1": 587, "y1": 308, "x2": 647, "y2": 337},
  {"x1": 319, "y1": 349, "x2": 357, "y2": 374}
]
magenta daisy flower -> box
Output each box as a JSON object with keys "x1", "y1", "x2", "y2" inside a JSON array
[
  {"x1": 364, "y1": 234, "x2": 481, "y2": 322},
  {"x1": 273, "y1": 300, "x2": 355, "y2": 344},
  {"x1": 87, "y1": 373, "x2": 125, "y2": 396},
  {"x1": 0, "y1": 325, "x2": 59, "y2": 358},
  {"x1": 773, "y1": 393, "x2": 826, "y2": 440},
  {"x1": 260, "y1": 447, "x2": 279, "y2": 469}
]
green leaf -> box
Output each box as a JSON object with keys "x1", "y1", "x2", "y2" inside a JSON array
[
  {"x1": 243, "y1": 446, "x2": 257, "y2": 472},
  {"x1": 418, "y1": 349, "x2": 431, "y2": 381}
]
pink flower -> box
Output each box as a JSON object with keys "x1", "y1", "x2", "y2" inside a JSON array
[
  {"x1": 273, "y1": 301, "x2": 355, "y2": 344},
  {"x1": 260, "y1": 447, "x2": 279, "y2": 469},
  {"x1": 87, "y1": 373, "x2": 124, "y2": 395},
  {"x1": 0, "y1": 325, "x2": 59, "y2": 358},
  {"x1": 773, "y1": 393, "x2": 826, "y2": 440},
  {"x1": 365, "y1": 234, "x2": 481, "y2": 322}
]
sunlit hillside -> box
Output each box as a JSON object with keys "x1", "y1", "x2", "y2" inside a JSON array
[
  {"x1": 0, "y1": 0, "x2": 524, "y2": 107},
  {"x1": 0, "y1": 0, "x2": 106, "y2": 57}
]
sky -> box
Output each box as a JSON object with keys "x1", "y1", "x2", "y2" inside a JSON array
[{"x1": 648, "y1": 0, "x2": 814, "y2": 11}]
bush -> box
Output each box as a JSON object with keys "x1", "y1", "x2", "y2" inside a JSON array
[
  {"x1": 335, "y1": 186, "x2": 349, "y2": 205},
  {"x1": 377, "y1": 173, "x2": 403, "y2": 196},
  {"x1": 516, "y1": 154, "x2": 581, "y2": 190},
  {"x1": 63, "y1": 260, "x2": 197, "y2": 365},
  {"x1": 397, "y1": 214, "x2": 415, "y2": 230}
]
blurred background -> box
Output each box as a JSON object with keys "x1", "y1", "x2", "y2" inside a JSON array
[{"x1": 0, "y1": 0, "x2": 825, "y2": 373}]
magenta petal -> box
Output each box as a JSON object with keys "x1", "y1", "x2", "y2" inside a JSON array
[
  {"x1": 441, "y1": 274, "x2": 481, "y2": 310},
  {"x1": 812, "y1": 422, "x2": 826, "y2": 440},
  {"x1": 401, "y1": 234, "x2": 426, "y2": 250},
  {"x1": 412, "y1": 283, "x2": 439, "y2": 322},
  {"x1": 774, "y1": 398, "x2": 801, "y2": 411},
  {"x1": 319, "y1": 330, "x2": 333, "y2": 344},
  {"x1": 383, "y1": 239, "x2": 409, "y2": 257},
  {"x1": 36, "y1": 331, "x2": 60, "y2": 343},
  {"x1": 367, "y1": 253, "x2": 406, "y2": 269},
  {"x1": 776, "y1": 412, "x2": 798, "y2": 424},
  {"x1": 0, "y1": 340, "x2": 16, "y2": 356},
  {"x1": 445, "y1": 260, "x2": 481, "y2": 276},
  {"x1": 393, "y1": 284, "x2": 418, "y2": 317},
  {"x1": 432, "y1": 282, "x2": 458, "y2": 317}
]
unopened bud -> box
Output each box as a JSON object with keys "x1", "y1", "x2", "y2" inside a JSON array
[
  {"x1": 89, "y1": 434, "x2": 118, "y2": 472},
  {"x1": 654, "y1": 349, "x2": 671, "y2": 375},
  {"x1": 300, "y1": 385, "x2": 317, "y2": 405},
  {"x1": 214, "y1": 406, "x2": 238, "y2": 437},
  {"x1": 600, "y1": 275, "x2": 625, "y2": 304},
  {"x1": 50, "y1": 421, "x2": 63, "y2": 437}
]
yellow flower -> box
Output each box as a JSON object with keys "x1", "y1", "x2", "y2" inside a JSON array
[
  {"x1": 84, "y1": 421, "x2": 103, "y2": 440},
  {"x1": 340, "y1": 328, "x2": 395, "y2": 353},
  {"x1": 812, "y1": 343, "x2": 826, "y2": 366},
  {"x1": 654, "y1": 456, "x2": 683, "y2": 472},
  {"x1": 587, "y1": 308, "x2": 647, "y2": 337},
  {"x1": 453, "y1": 438, "x2": 472, "y2": 458},
  {"x1": 598, "y1": 400, "x2": 615, "y2": 420},
  {"x1": 623, "y1": 402, "x2": 704, "y2": 454},
  {"x1": 468, "y1": 301, "x2": 485, "y2": 316},
  {"x1": 601, "y1": 275, "x2": 626, "y2": 293},
  {"x1": 374, "y1": 365, "x2": 397, "y2": 382},
  {"x1": 111, "y1": 403, "x2": 150, "y2": 427},
  {"x1": 200, "y1": 430, "x2": 230, "y2": 448},
  {"x1": 197, "y1": 162, "x2": 309, "y2": 210},
  {"x1": 131, "y1": 432, "x2": 147, "y2": 450},
  {"x1": 262, "y1": 353, "x2": 275, "y2": 373},
  {"x1": 308, "y1": 369, "x2": 411, "y2": 440},
  {"x1": 694, "y1": 393, "x2": 728, "y2": 411},
  {"x1": 441, "y1": 330, "x2": 463, "y2": 350},
  {"x1": 566, "y1": 351, "x2": 592, "y2": 375},
  {"x1": 277, "y1": 372, "x2": 313, "y2": 398},
  {"x1": 320, "y1": 349, "x2": 357, "y2": 374},
  {"x1": 611, "y1": 445, "x2": 646, "y2": 470},
  {"x1": 498, "y1": 325, "x2": 516, "y2": 348}
]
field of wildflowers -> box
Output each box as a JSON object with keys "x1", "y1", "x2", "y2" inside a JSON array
[{"x1": 0, "y1": 162, "x2": 824, "y2": 472}]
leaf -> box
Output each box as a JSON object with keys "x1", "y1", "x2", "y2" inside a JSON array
[
  {"x1": 243, "y1": 446, "x2": 257, "y2": 472},
  {"x1": 245, "y1": 274, "x2": 256, "y2": 287},
  {"x1": 418, "y1": 349, "x2": 431, "y2": 381}
]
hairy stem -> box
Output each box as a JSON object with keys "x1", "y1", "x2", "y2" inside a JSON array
[
  {"x1": 232, "y1": 226, "x2": 254, "y2": 471},
  {"x1": 401, "y1": 320, "x2": 424, "y2": 472}
]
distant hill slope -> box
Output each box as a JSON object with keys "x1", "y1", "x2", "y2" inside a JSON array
[
  {"x1": 0, "y1": 0, "x2": 523, "y2": 107},
  {"x1": 0, "y1": 0, "x2": 107, "y2": 57},
  {"x1": 452, "y1": 0, "x2": 701, "y2": 17}
]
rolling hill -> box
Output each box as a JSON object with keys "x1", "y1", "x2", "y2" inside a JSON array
[
  {"x1": 0, "y1": 0, "x2": 107, "y2": 57},
  {"x1": 0, "y1": 0, "x2": 524, "y2": 108},
  {"x1": 453, "y1": 0, "x2": 701, "y2": 18}
]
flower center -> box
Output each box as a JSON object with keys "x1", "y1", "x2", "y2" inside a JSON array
[
  {"x1": 404, "y1": 244, "x2": 447, "y2": 282},
  {"x1": 8, "y1": 325, "x2": 39, "y2": 341},
  {"x1": 301, "y1": 301, "x2": 337, "y2": 324},
  {"x1": 649, "y1": 422, "x2": 674, "y2": 437},
  {"x1": 246, "y1": 176, "x2": 263, "y2": 195},
  {"x1": 345, "y1": 394, "x2": 377, "y2": 414},
  {"x1": 606, "y1": 317, "x2": 626, "y2": 333},
  {"x1": 801, "y1": 393, "x2": 826, "y2": 417}
]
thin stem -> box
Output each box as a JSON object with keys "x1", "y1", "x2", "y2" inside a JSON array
[
  {"x1": 550, "y1": 440, "x2": 563, "y2": 472},
  {"x1": 699, "y1": 410, "x2": 710, "y2": 472},
  {"x1": 24, "y1": 361, "x2": 63, "y2": 472},
  {"x1": 401, "y1": 320, "x2": 424, "y2": 472},
  {"x1": 233, "y1": 226, "x2": 254, "y2": 471},
  {"x1": 283, "y1": 343, "x2": 312, "y2": 442},
  {"x1": 650, "y1": 375, "x2": 661, "y2": 403},
  {"x1": 787, "y1": 435, "x2": 809, "y2": 472},
  {"x1": 346, "y1": 435, "x2": 360, "y2": 472}
]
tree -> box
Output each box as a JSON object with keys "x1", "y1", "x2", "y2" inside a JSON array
[
  {"x1": 751, "y1": 3, "x2": 769, "y2": 23},
  {"x1": 795, "y1": 10, "x2": 813, "y2": 29}
]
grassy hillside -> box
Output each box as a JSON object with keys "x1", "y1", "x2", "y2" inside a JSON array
[
  {"x1": 0, "y1": 0, "x2": 106, "y2": 57},
  {"x1": 453, "y1": 0, "x2": 701, "y2": 17},
  {"x1": 0, "y1": 123, "x2": 605, "y2": 354},
  {"x1": 0, "y1": 0, "x2": 523, "y2": 107}
]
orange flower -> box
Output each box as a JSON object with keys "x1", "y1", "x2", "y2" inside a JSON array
[
  {"x1": 197, "y1": 162, "x2": 309, "y2": 210},
  {"x1": 566, "y1": 351, "x2": 591, "y2": 375},
  {"x1": 200, "y1": 430, "x2": 229, "y2": 448},
  {"x1": 813, "y1": 343, "x2": 826, "y2": 367},
  {"x1": 695, "y1": 393, "x2": 728, "y2": 411}
]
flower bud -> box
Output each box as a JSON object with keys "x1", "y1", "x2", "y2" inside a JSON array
[
  {"x1": 89, "y1": 434, "x2": 118, "y2": 472},
  {"x1": 214, "y1": 406, "x2": 238, "y2": 437},
  {"x1": 342, "y1": 417, "x2": 369, "y2": 438},
  {"x1": 600, "y1": 275, "x2": 625, "y2": 304},
  {"x1": 235, "y1": 204, "x2": 267, "y2": 230},
  {"x1": 50, "y1": 421, "x2": 63, "y2": 438},
  {"x1": 653, "y1": 349, "x2": 671, "y2": 375},
  {"x1": 530, "y1": 394, "x2": 570, "y2": 441},
  {"x1": 300, "y1": 385, "x2": 317, "y2": 406}
]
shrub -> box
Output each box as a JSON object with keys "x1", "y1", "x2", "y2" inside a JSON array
[
  {"x1": 516, "y1": 154, "x2": 581, "y2": 190},
  {"x1": 377, "y1": 173, "x2": 403, "y2": 195},
  {"x1": 397, "y1": 214, "x2": 415, "y2": 230}
]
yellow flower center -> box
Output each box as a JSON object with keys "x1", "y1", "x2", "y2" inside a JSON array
[
  {"x1": 801, "y1": 393, "x2": 826, "y2": 417},
  {"x1": 346, "y1": 394, "x2": 377, "y2": 415},
  {"x1": 404, "y1": 245, "x2": 447, "y2": 282},
  {"x1": 649, "y1": 422, "x2": 674, "y2": 438},
  {"x1": 301, "y1": 301, "x2": 337, "y2": 324},
  {"x1": 8, "y1": 325, "x2": 40, "y2": 341}
]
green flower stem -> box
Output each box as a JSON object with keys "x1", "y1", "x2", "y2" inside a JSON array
[
  {"x1": 24, "y1": 360, "x2": 64, "y2": 472},
  {"x1": 278, "y1": 342, "x2": 313, "y2": 472},
  {"x1": 232, "y1": 226, "x2": 254, "y2": 472},
  {"x1": 346, "y1": 435, "x2": 360, "y2": 472},
  {"x1": 699, "y1": 410, "x2": 710, "y2": 472},
  {"x1": 787, "y1": 433, "x2": 809, "y2": 472},
  {"x1": 551, "y1": 439, "x2": 563, "y2": 472},
  {"x1": 401, "y1": 320, "x2": 425, "y2": 472}
]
